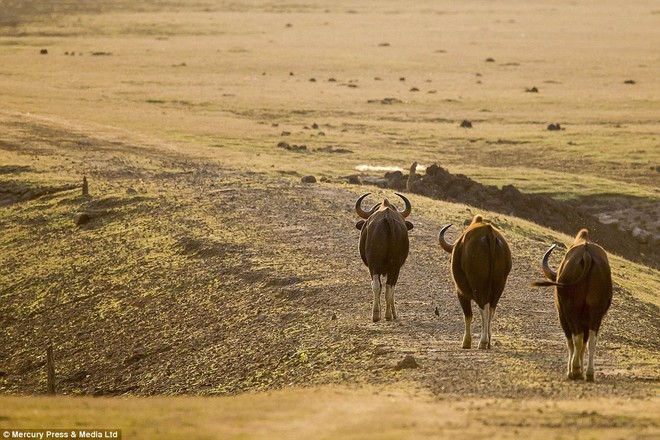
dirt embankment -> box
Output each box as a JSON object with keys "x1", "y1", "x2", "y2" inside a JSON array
[{"x1": 359, "y1": 163, "x2": 658, "y2": 268}]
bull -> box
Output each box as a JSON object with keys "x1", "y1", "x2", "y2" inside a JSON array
[
  {"x1": 438, "y1": 215, "x2": 512, "y2": 349},
  {"x1": 532, "y1": 229, "x2": 612, "y2": 381},
  {"x1": 355, "y1": 193, "x2": 413, "y2": 322}
]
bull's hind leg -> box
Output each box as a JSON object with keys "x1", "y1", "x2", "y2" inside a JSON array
[
  {"x1": 478, "y1": 303, "x2": 491, "y2": 349},
  {"x1": 384, "y1": 281, "x2": 396, "y2": 321},
  {"x1": 458, "y1": 295, "x2": 472, "y2": 349},
  {"x1": 586, "y1": 329, "x2": 598, "y2": 382},
  {"x1": 565, "y1": 337, "x2": 575, "y2": 379},
  {"x1": 487, "y1": 306, "x2": 496, "y2": 349},
  {"x1": 570, "y1": 333, "x2": 585, "y2": 380},
  {"x1": 371, "y1": 274, "x2": 382, "y2": 322}
]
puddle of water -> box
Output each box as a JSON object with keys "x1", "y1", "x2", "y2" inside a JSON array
[{"x1": 356, "y1": 164, "x2": 428, "y2": 173}]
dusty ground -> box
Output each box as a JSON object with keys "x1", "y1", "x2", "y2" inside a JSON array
[{"x1": 0, "y1": 0, "x2": 659, "y2": 438}]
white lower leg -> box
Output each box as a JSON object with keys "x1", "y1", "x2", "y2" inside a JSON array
[
  {"x1": 571, "y1": 333, "x2": 585, "y2": 379},
  {"x1": 384, "y1": 284, "x2": 396, "y2": 321},
  {"x1": 586, "y1": 330, "x2": 597, "y2": 381},
  {"x1": 371, "y1": 275, "x2": 381, "y2": 322},
  {"x1": 488, "y1": 306, "x2": 496, "y2": 348},
  {"x1": 478, "y1": 304, "x2": 490, "y2": 349},
  {"x1": 462, "y1": 315, "x2": 472, "y2": 349},
  {"x1": 566, "y1": 337, "x2": 574, "y2": 378}
]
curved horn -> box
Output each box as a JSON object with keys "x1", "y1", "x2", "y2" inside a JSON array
[
  {"x1": 541, "y1": 244, "x2": 558, "y2": 282},
  {"x1": 355, "y1": 193, "x2": 381, "y2": 219},
  {"x1": 438, "y1": 224, "x2": 455, "y2": 253},
  {"x1": 395, "y1": 193, "x2": 412, "y2": 218}
]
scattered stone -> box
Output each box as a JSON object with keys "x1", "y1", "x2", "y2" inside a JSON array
[
  {"x1": 347, "y1": 84, "x2": 358, "y2": 88},
  {"x1": 317, "y1": 131, "x2": 325, "y2": 136},
  {"x1": 74, "y1": 213, "x2": 92, "y2": 226},
  {"x1": 378, "y1": 42, "x2": 390, "y2": 47},
  {"x1": 40, "y1": 49, "x2": 48, "y2": 55},
  {"x1": 285, "y1": 23, "x2": 293, "y2": 28},
  {"x1": 395, "y1": 354, "x2": 420, "y2": 370},
  {"x1": 281, "y1": 131, "x2": 291, "y2": 136},
  {"x1": 399, "y1": 77, "x2": 406, "y2": 81},
  {"x1": 126, "y1": 187, "x2": 138, "y2": 195},
  {"x1": 309, "y1": 78, "x2": 316, "y2": 82},
  {"x1": 347, "y1": 175, "x2": 361, "y2": 184},
  {"x1": 374, "y1": 346, "x2": 390, "y2": 356},
  {"x1": 280, "y1": 142, "x2": 305, "y2": 152},
  {"x1": 367, "y1": 97, "x2": 402, "y2": 105},
  {"x1": 301, "y1": 175, "x2": 317, "y2": 184},
  {"x1": 597, "y1": 213, "x2": 619, "y2": 225},
  {"x1": 374, "y1": 77, "x2": 383, "y2": 81},
  {"x1": 485, "y1": 57, "x2": 495, "y2": 62},
  {"x1": 63, "y1": 369, "x2": 89, "y2": 383},
  {"x1": 525, "y1": 86, "x2": 539, "y2": 93},
  {"x1": 410, "y1": 87, "x2": 419, "y2": 92},
  {"x1": 315, "y1": 146, "x2": 353, "y2": 154},
  {"x1": 272, "y1": 123, "x2": 279, "y2": 127},
  {"x1": 460, "y1": 120, "x2": 473, "y2": 128},
  {"x1": 289, "y1": 72, "x2": 294, "y2": 76},
  {"x1": 624, "y1": 79, "x2": 636, "y2": 84},
  {"x1": 328, "y1": 78, "x2": 337, "y2": 82},
  {"x1": 631, "y1": 227, "x2": 650, "y2": 244},
  {"x1": 311, "y1": 122, "x2": 319, "y2": 129},
  {"x1": 331, "y1": 313, "x2": 337, "y2": 320},
  {"x1": 547, "y1": 123, "x2": 562, "y2": 131},
  {"x1": 428, "y1": 90, "x2": 437, "y2": 94},
  {"x1": 91, "y1": 52, "x2": 112, "y2": 56}
]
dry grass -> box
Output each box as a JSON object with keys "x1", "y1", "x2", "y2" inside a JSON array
[{"x1": 1, "y1": 0, "x2": 659, "y2": 438}]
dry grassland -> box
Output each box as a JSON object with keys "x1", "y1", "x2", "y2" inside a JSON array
[{"x1": 0, "y1": 0, "x2": 658, "y2": 438}]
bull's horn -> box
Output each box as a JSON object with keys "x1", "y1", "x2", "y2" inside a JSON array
[
  {"x1": 541, "y1": 244, "x2": 558, "y2": 282},
  {"x1": 394, "y1": 193, "x2": 412, "y2": 218},
  {"x1": 438, "y1": 224, "x2": 455, "y2": 253},
  {"x1": 355, "y1": 193, "x2": 380, "y2": 219}
]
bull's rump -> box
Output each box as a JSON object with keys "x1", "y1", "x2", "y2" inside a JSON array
[
  {"x1": 455, "y1": 226, "x2": 511, "y2": 306},
  {"x1": 360, "y1": 212, "x2": 409, "y2": 277}
]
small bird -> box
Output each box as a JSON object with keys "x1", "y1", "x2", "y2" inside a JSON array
[{"x1": 434, "y1": 307, "x2": 440, "y2": 317}]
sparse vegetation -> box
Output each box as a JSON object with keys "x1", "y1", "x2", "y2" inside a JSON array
[{"x1": 0, "y1": 0, "x2": 658, "y2": 438}]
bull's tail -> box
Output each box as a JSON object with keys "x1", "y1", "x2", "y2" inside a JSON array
[
  {"x1": 531, "y1": 246, "x2": 593, "y2": 287},
  {"x1": 487, "y1": 225, "x2": 496, "y2": 297}
]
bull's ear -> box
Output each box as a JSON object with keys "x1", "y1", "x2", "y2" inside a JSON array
[
  {"x1": 405, "y1": 221, "x2": 414, "y2": 231},
  {"x1": 355, "y1": 220, "x2": 366, "y2": 230}
]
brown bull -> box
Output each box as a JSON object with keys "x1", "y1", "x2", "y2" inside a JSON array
[
  {"x1": 532, "y1": 229, "x2": 612, "y2": 381},
  {"x1": 439, "y1": 215, "x2": 512, "y2": 349},
  {"x1": 355, "y1": 193, "x2": 413, "y2": 322}
]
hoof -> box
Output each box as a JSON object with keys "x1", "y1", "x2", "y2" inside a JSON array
[
  {"x1": 373, "y1": 316, "x2": 380, "y2": 323},
  {"x1": 462, "y1": 342, "x2": 471, "y2": 349},
  {"x1": 568, "y1": 371, "x2": 584, "y2": 381},
  {"x1": 478, "y1": 341, "x2": 489, "y2": 350},
  {"x1": 586, "y1": 373, "x2": 594, "y2": 382}
]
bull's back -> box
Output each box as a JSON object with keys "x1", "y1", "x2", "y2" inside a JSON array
[{"x1": 361, "y1": 211, "x2": 409, "y2": 273}]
